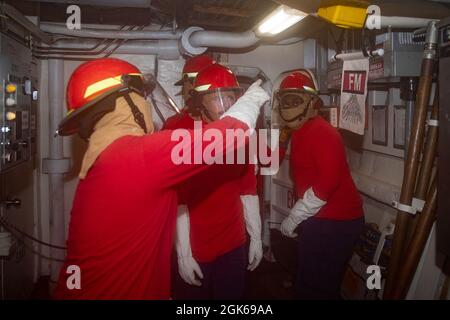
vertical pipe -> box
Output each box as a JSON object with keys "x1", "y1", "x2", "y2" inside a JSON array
[
  {"x1": 391, "y1": 179, "x2": 438, "y2": 299},
  {"x1": 401, "y1": 77, "x2": 419, "y2": 157},
  {"x1": 48, "y1": 59, "x2": 65, "y2": 283},
  {"x1": 405, "y1": 91, "x2": 439, "y2": 247},
  {"x1": 400, "y1": 77, "x2": 418, "y2": 251},
  {"x1": 384, "y1": 21, "x2": 438, "y2": 299}
]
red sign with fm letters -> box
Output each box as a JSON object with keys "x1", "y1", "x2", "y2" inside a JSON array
[{"x1": 342, "y1": 71, "x2": 367, "y2": 94}]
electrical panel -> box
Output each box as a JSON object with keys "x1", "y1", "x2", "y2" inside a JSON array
[
  {"x1": 327, "y1": 31, "x2": 424, "y2": 90},
  {"x1": 0, "y1": 33, "x2": 38, "y2": 173}
]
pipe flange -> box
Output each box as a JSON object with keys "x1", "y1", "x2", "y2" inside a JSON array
[{"x1": 180, "y1": 26, "x2": 207, "y2": 56}]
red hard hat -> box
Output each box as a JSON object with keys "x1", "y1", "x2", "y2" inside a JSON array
[
  {"x1": 193, "y1": 64, "x2": 240, "y2": 94},
  {"x1": 279, "y1": 70, "x2": 318, "y2": 94},
  {"x1": 59, "y1": 58, "x2": 142, "y2": 136},
  {"x1": 174, "y1": 54, "x2": 216, "y2": 86}
]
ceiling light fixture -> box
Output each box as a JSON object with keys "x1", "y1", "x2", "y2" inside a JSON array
[{"x1": 257, "y1": 5, "x2": 308, "y2": 36}]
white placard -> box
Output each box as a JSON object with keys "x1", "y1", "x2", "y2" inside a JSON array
[{"x1": 339, "y1": 59, "x2": 369, "y2": 135}]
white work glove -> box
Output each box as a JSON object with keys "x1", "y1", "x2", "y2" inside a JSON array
[
  {"x1": 280, "y1": 187, "x2": 327, "y2": 238},
  {"x1": 175, "y1": 205, "x2": 203, "y2": 286},
  {"x1": 241, "y1": 195, "x2": 263, "y2": 271},
  {"x1": 221, "y1": 79, "x2": 270, "y2": 132}
]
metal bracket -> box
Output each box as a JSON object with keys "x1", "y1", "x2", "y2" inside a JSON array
[
  {"x1": 2, "y1": 198, "x2": 21, "y2": 209},
  {"x1": 413, "y1": 197, "x2": 426, "y2": 212},
  {"x1": 392, "y1": 197, "x2": 426, "y2": 215},
  {"x1": 427, "y1": 119, "x2": 439, "y2": 127}
]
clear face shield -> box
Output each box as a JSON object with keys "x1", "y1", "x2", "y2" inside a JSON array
[{"x1": 196, "y1": 88, "x2": 244, "y2": 122}]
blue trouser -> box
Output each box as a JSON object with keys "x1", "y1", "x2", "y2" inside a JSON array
[
  {"x1": 172, "y1": 244, "x2": 247, "y2": 300},
  {"x1": 295, "y1": 216, "x2": 364, "y2": 300}
]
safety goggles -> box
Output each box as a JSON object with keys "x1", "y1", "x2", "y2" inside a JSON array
[{"x1": 278, "y1": 91, "x2": 314, "y2": 123}]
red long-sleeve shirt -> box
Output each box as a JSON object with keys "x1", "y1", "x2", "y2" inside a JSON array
[
  {"x1": 286, "y1": 116, "x2": 363, "y2": 220},
  {"x1": 164, "y1": 113, "x2": 257, "y2": 262},
  {"x1": 53, "y1": 116, "x2": 248, "y2": 300}
]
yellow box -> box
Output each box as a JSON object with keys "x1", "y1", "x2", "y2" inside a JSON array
[{"x1": 318, "y1": 1, "x2": 369, "y2": 29}]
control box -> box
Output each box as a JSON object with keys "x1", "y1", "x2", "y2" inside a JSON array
[
  {"x1": 327, "y1": 31, "x2": 425, "y2": 90},
  {"x1": 0, "y1": 33, "x2": 38, "y2": 172}
]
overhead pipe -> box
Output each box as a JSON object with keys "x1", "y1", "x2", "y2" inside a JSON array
[
  {"x1": 34, "y1": 39, "x2": 181, "y2": 60},
  {"x1": 391, "y1": 178, "x2": 438, "y2": 299},
  {"x1": 40, "y1": 23, "x2": 183, "y2": 40},
  {"x1": 34, "y1": 25, "x2": 130, "y2": 53},
  {"x1": 180, "y1": 27, "x2": 260, "y2": 55},
  {"x1": 34, "y1": 39, "x2": 113, "y2": 54},
  {"x1": 367, "y1": 17, "x2": 439, "y2": 29},
  {"x1": 37, "y1": 27, "x2": 265, "y2": 58},
  {"x1": 34, "y1": 25, "x2": 135, "y2": 56},
  {"x1": 331, "y1": 48, "x2": 384, "y2": 62},
  {"x1": 383, "y1": 21, "x2": 439, "y2": 299},
  {"x1": 39, "y1": 22, "x2": 309, "y2": 58}
]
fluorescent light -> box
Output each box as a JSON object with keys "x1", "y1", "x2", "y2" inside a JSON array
[{"x1": 257, "y1": 5, "x2": 307, "y2": 36}]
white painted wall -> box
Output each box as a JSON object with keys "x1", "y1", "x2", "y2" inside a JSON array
[{"x1": 228, "y1": 42, "x2": 305, "y2": 83}]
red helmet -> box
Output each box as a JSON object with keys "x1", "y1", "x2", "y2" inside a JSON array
[
  {"x1": 192, "y1": 64, "x2": 242, "y2": 121},
  {"x1": 279, "y1": 70, "x2": 318, "y2": 95},
  {"x1": 193, "y1": 64, "x2": 240, "y2": 93},
  {"x1": 59, "y1": 58, "x2": 143, "y2": 136},
  {"x1": 174, "y1": 54, "x2": 216, "y2": 86}
]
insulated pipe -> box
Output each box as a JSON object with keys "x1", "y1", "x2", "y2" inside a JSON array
[
  {"x1": 35, "y1": 39, "x2": 181, "y2": 60},
  {"x1": 40, "y1": 24, "x2": 183, "y2": 40},
  {"x1": 368, "y1": 17, "x2": 439, "y2": 29},
  {"x1": 384, "y1": 21, "x2": 438, "y2": 300},
  {"x1": 190, "y1": 30, "x2": 259, "y2": 48},
  {"x1": 405, "y1": 91, "x2": 439, "y2": 251},
  {"x1": 391, "y1": 179, "x2": 438, "y2": 299},
  {"x1": 180, "y1": 27, "x2": 260, "y2": 55},
  {"x1": 40, "y1": 25, "x2": 268, "y2": 57},
  {"x1": 331, "y1": 48, "x2": 384, "y2": 62},
  {"x1": 47, "y1": 59, "x2": 66, "y2": 283},
  {"x1": 40, "y1": 24, "x2": 263, "y2": 56}
]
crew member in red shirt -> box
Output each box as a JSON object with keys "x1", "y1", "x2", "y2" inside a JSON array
[
  {"x1": 277, "y1": 70, "x2": 364, "y2": 300},
  {"x1": 165, "y1": 54, "x2": 215, "y2": 129},
  {"x1": 166, "y1": 64, "x2": 263, "y2": 299},
  {"x1": 52, "y1": 58, "x2": 269, "y2": 299}
]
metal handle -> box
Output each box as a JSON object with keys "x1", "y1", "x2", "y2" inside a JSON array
[{"x1": 3, "y1": 198, "x2": 21, "y2": 208}]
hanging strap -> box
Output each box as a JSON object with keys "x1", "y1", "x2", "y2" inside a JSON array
[{"x1": 123, "y1": 93, "x2": 148, "y2": 133}]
